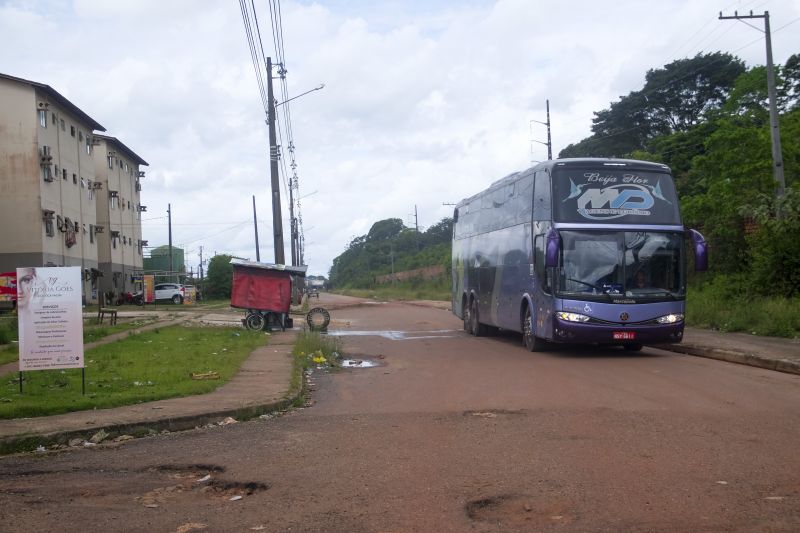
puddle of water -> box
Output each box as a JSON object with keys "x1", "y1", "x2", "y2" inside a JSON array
[
  {"x1": 327, "y1": 329, "x2": 458, "y2": 340},
  {"x1": 341, "y1": 359, "x2": 379, "y2": 368}
]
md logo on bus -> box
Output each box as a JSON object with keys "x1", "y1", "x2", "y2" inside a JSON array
[{"x1": 576, "y1": 184, "x2": 654, "y2": 220}]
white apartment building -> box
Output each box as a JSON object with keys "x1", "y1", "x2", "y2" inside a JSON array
[{"x1": 0, "y1": 73, "x2": 147, "y2": 304}]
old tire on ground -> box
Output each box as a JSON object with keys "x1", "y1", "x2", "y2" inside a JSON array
[
  {"x1": 245, "y1": 312, "x2": 266, "y2": 331},
  {"x1": 523, "y1": 306, "x2": 547, "y2": 352},
  {"x1": 307, "y1": 307, "x2": 331, "y2": 332}
]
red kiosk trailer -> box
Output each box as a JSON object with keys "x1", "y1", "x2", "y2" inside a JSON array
[
  {"x1": 230, "y1": 258, "x2": 307, "y2": 331},
  {"x1": 0, "y1": 271, "x2": 17, "y2": 311}
]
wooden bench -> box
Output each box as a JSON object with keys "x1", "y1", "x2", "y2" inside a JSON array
[{"x1": 97, "y1": 294, "x2": 118, "y2": 325}]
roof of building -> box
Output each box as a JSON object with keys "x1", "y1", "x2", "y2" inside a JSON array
[
  {"x1": 93, "y1": 134, "x2": 149, "y2": 166},
  {"x1": 0, "y1": 72, "x2": 106, "y2": 132}
]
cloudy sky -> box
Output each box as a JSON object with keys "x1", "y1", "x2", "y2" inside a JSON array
[{"x1": 2, "y1": 0, "x2": 798, "y2": 277}]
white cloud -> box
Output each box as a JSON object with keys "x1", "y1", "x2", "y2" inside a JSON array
[{"x1": 2, "y1": 0, "x2": 798, "y2": 276}]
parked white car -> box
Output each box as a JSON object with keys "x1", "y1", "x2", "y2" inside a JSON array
[{"x1": 154, "y1": 283, "x2": 185, "y2": 304}]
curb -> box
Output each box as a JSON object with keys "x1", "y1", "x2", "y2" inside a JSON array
[
  {"x1": 0, "y1": 392, "x2": 303, "y2": 456},
  {"x1": 649, "y1": 342, "x2": 800, "y2": 376}
]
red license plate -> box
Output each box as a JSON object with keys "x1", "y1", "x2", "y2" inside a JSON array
[{"x1": 613, "y1": 331, "x2": 636, "y2": 340}]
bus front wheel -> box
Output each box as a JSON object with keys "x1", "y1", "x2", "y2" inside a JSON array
[{"x1": 523, "y1": 307, "x2": 547, "y2": 352}]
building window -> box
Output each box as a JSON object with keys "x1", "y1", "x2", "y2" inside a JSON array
[
  {"x1": 42, "y1": 164, "x2": 53, "y2": 182},
  {"x1": 51, "y1": 113, "x2": 57, "y2": 126},
  {"x1": 109, "y1": 190, "x2": 119, "y2": 209},
  {"x1": 62, "y1": 168, "x2": 67, "y2": 180},
  {"x1": 80, "y1": 177, "x2": 85, "y2": 188},
  {"x1": 38, "y1": 109, "x2": 47, "y2": 128},
  {"x1": 78, "y1": 131, "x2": 83, "y2": 142},
  {"x1": 72, "y1": 173, "x2": 77, "y2": 185},
  {"x1": 74, "y1": 221, "x2": 80, "y2": 233},
  {"x1": 89, "y1": 225, "x2": 94, "y2": 243},
  {"x1": 70, "y1": 125, "x2": 75, "y2": 137},
  {"x1": 107, "y1": 154, "x2": 113, "y2": 169},
  {"x1": 60, "y1": 118, "x2": 65, "y2": 131},
  {"x1": 85, "y1": 136, "x2": 92, "y2": 155}
]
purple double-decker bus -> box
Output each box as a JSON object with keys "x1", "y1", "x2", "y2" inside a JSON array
[{"x1": 452, "y1": 158, "x2": 708, "y2": 352}]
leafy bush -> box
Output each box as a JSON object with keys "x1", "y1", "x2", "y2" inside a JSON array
[{"x1": 741, "y1": 189, "x2": 800, "y2": 297}]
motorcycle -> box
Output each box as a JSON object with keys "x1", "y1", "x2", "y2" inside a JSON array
[{"x1": 116, "y1": 291, "x2": 144, "y2": 306}]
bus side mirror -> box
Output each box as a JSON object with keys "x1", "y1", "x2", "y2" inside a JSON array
[
  {"x1": 545, "y1": 228, "x2": 560, "y2": 268},
  {"x1": 689, "y1": 229, "x2": 708, "y2": 272}
]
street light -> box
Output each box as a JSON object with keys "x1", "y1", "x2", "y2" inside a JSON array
[{"x1": 275, "y1": 84, "x2": 325, "y2": 107}]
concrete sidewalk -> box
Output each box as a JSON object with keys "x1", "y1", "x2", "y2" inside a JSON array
[
  {"x1": 0, "y1": 330, "x2": 299, "y2": 454},
  {"x1": 652, "y1": 327, "x2": 800, "y2": 375}
]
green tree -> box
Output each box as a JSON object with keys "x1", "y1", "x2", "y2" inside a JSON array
[
  {"x1": 560, "y1": 53, "x2": 745, "y2": 158},
  {"x1": 206, "y1": 254, "x2": 234, "y2": 299}
]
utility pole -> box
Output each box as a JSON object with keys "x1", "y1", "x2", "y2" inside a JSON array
[
  {"x1": 414, "y1": 205, "x2": 420, "y2": 251},
  {"x1": 199, "y1": 246, "x2": 204, "y2": 281},
  {"x1": 288, "y1": 177, "x2": 297, "y2": 266},
  {"x1": 719, "y1": 10, "x2": 786, "y2": 203},
  {"x1": 267, "y1": 56, "x2": 286, "y2": 264},
  {"x1": 252, "y1": 195, "x2": 261, "y2": 262},
  {"x1": 167, "y1": 204, "x2": 173, "y2": 279},
  {"x1": 530, "y1": 99, "x2": 553, "y2": 161}
]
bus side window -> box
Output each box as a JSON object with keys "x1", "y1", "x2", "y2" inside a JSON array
[
  {"x1": 533, "y1": 171, "x2": 552, "y2": 220},
  {"x1": 534, "y1": 234, "x2": 550, "y2": 294}
]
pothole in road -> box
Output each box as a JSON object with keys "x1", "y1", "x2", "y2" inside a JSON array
[
  {"x1": 138, "y1": 465, "x2": 268, "y2": 506},
  {"x1": 465, "y1": 494, "x2": 575, "y2": 527}
]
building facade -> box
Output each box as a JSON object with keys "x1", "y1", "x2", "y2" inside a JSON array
[
  {"x1": 0, "y1": 73, "x2": 147, "y2": 304},
  {"x1": 92, "y1": 135, "x2": 148, "y2": 297}
]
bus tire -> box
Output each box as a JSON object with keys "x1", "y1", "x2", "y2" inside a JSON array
[
  {"x1": 470, "y1": 299, "x2": 488, "y2": 337},
  {"x1": 523, "y1": 306, "x2": 547, "y2": 352},
  {"x1": 462, "y1": 295, "x2": 472, "y2": 334}
]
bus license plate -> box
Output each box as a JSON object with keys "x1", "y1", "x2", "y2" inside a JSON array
[{"x1": 613, "y1": 331, "x2": 636, "y2": 340}]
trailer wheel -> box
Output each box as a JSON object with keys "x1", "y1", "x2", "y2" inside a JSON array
[{"x1": 245, "y1": 312, "x2": 266, "y2": 331}]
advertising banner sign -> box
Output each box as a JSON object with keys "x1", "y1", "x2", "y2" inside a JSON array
[
  {"x1": 17, "y1": 266, "x2": 84, "y2": 371},
  {"x1": 184, "y1": 286, "x2": 196, "y2": 305},
  {"x1": 143, "y1": 275, "x2": 155, "y2": 303}
]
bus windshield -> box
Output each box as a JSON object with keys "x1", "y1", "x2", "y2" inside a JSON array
[
  {"x1": 552, "y1": 168, "x2": 680, "y2": 224},
  {"x1": 556, "y1": 230, "x2": 685, "y2": 302}
]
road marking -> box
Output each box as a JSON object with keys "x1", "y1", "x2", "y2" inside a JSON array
[{"x1": 327, "y1": 329, "x2": 459, "y2": 340}]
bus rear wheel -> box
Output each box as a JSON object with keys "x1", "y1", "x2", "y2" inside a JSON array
[
  {"x1": 523, "y1": 307, "x2": 547, "y2": 352},
  {"x1": 623, "y1": 343, "x2": 643, "y2": 352},
  {"x1": 462, "y1": 296, "x2": 472, "y2": 334},
  {"x1": 470, "y1": 299, "x2": 488, "y2": 337}
]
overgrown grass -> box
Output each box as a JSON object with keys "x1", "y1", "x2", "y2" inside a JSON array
[
  {"x1": 290, "y1": 329, "x2": 343, "y2": 395},
  {"x1": 83, "y1": 316, "x2": 160, "y2": 343},
  {"x1": 686, "y1": 278, "x2": 800, "y2": 338},
  {"x1": 0, "y1": 325, "x2": 267, "y2": 419},
  {"x1": 337, "y1": 277, "x2": 450, "y2": 301}
]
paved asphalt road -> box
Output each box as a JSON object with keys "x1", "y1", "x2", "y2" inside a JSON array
[{"x1": 1, "y1": 297, "x2": 799, "y2": 532}]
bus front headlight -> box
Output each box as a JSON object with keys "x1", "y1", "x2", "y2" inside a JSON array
[
  {"x1": 656, "y1": 313, "x2": 684, "y2": 324},
  {"x1": 556, "y1": 312, "x2": 590, "y2": 323}
]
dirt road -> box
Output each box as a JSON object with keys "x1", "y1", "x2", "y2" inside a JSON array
[{"x1": 2, "y1": 295, "x2": 800, "y2": 532}]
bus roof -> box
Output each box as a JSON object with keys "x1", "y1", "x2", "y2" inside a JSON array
[{"x1": 455, "y1": 158, "x2": 672, "y2": 209}]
